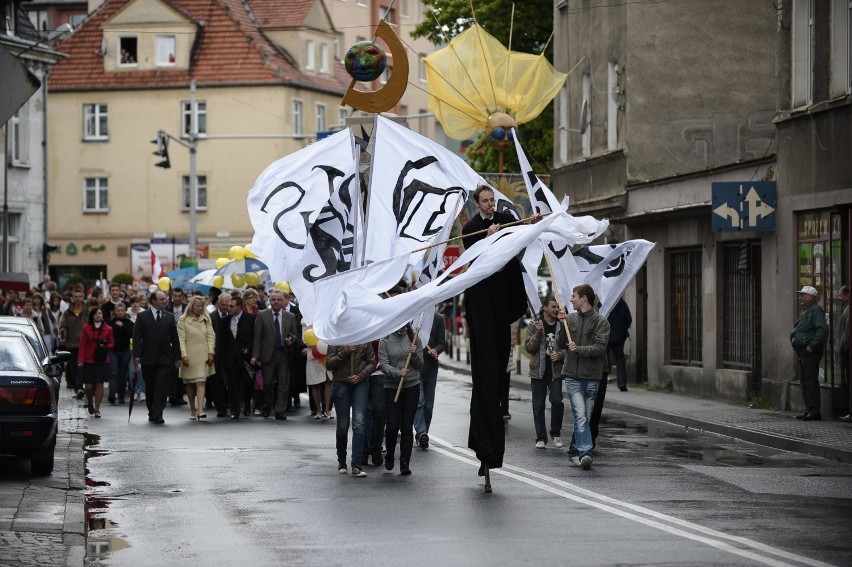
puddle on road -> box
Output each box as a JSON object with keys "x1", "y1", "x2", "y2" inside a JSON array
[{"x1": 84, "y1": 433, "x2": 131, "y2": 559}]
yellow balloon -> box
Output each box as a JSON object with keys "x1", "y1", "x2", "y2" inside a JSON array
[
  {"x1": 158, "y1": 277, "x2": 171, "y2": 291},
  {"x1": 275, "y1": 281, "x2": 291, "y2": 294},
  {"x1": 212, "y1": 275, "x2": 224, "y2": 288},
  {"x1": 231, "y1": 273, "x2": 245, "y2": 287},
  {"x1": 303, "y1": 328, "x2": 318, "y2": 346},
  {"x1": 215, "y1": 257, "x2": 230, "y2": 269},
  {"x1": 229, "y1": 245, "x2": 246, "y2": 260},
  {"x1": 244, "y1": 272, "x2": 259, "y2": 287},
  {"x1": 243, "y1": 247, "x2": 257, "y2": 259}
]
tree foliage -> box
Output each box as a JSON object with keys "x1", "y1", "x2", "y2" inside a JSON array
[{"x1": 411, "y1": 0, "x2": 555, "y2": 174}]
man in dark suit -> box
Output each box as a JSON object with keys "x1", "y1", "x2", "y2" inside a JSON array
[
  {"x1": 461, "y1": 185, "x2": 527, "y2": 492},
  {"x1": 217, "y1": 296, "x2": 256, "y2": 420},
  {"x1": 208, "y1": 293, "x2": 231, "y2": 417},
  {"x1": 132, "y1": 290, "x2": 181, "y2": 424},
  {"x1": 251, "y1": 290, "x2": 298, "y2": 419}
]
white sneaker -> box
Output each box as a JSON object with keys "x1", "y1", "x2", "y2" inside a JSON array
[
  {"x1": 580, "y1": 456, "x2": 593, "y2": 470},
  {"x1": 570, "y1": 456, "x2": 582, "y2": 466},
  {"x1": 535, "y1": 440, "x2": 546, "y2": 449},
  {"x1": 553, "y1": 437, "x2": 563, "y2": 448}
]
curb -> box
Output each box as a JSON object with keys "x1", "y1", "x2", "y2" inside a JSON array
[{"x1": 440, "y1": 360, "x2": 852, "y2": 464}]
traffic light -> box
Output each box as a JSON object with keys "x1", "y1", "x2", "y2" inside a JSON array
[{"x1": 151, "y1": 132, "x2": 171, "y2": 169}]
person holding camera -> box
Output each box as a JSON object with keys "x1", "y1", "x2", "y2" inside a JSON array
[
  {"x1": 78, "y1": 307, "x2": 114, "y2": 418},
  {"x1": 524, "y1": 296, "x2": 565, "y2": 449}
]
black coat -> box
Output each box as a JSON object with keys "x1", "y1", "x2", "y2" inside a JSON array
[
  {"x1": 217, "y1": 313, "x2": 256, "y2": 371},
  {"x1": 607, "y1": 298, "x2": 632, "y2": 344},
  {"x1": 132, "y1": 309, "x2": 180, "y2": 366}
]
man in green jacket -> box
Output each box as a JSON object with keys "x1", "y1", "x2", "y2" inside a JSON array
[{"x1": 789, "y1": 286, "x2": 828, "y2": 421}]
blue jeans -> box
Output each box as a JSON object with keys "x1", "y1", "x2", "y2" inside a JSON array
[
  {"x1": 531, "y1": 377, "x2": 563, "y2": 442},
  {"x1": 414, "y1": 363, "x2": 438, "y2": 438},
  {"x1": 565, "y1": 377, "x2": 598, "y2": 460},
  {"x1": 332, "y1": 380, "x2": 369, "y2": 467},
  {"x1": 109, "y1": 350, "x2": 132, "y2": 401}
]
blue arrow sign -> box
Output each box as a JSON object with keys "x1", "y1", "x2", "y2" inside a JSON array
[{"x1": 711, "y1": 181, "x2": 776, "y2": 232}]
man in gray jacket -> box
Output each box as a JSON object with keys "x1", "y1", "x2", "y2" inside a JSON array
[{"x1": 557, "y1": 284, "x2": 610, "y2": 470}]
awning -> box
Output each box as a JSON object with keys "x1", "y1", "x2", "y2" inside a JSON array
[{"x1": 0, "y1": 272, "x2": 31, "y2": 292}]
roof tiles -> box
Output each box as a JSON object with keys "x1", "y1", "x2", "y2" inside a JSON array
[{"x1": 48, "y1": 0, "x2": 349, "y2": 95}]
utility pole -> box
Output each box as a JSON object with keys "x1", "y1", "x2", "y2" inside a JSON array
[{"x1": 188, "y1": 79, "x2": 197, "y2": 261}]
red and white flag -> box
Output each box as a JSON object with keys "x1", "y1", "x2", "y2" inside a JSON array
[{"x1": 151, "y1": 250, "x2": 165, "y2": 279}]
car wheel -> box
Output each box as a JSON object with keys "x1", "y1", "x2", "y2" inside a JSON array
[{"x1": 31, "y1": 448, "x2": 55, "y2": 475}]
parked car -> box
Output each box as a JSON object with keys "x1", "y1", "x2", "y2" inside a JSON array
[
  {"x1": 0, "y1": 331, "x2": 62, "y2": 474},
  {"x1": 0, "y1": 316, "x2": 71, "y2": 397}
]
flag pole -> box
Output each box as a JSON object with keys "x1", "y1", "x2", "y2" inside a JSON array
[
  {"x1": 394, "y1": 311, "x2": 424, "y2": 403},
  {"x1": 411, "y1": 211, "x2": 549, "y2": 255}
]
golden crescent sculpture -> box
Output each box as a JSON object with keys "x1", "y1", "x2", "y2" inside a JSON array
[{"x1": 341, "y1": 20, "x2": 409, "y2": 114}]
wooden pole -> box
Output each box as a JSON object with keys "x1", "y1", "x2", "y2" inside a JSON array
[
  {"x1": 543, "y1": 253, "x2": 572, "y2": 343},
  {"x1": 411, "y1": 212, "x2": 549, "y2": 255}
]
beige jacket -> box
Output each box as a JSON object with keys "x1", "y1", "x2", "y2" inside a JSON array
[{"x1": 177, "y1": 315, "x2": 216, "y2": 380}]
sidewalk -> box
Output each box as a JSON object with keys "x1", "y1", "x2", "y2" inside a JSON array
[{"x1": 439, "y1": 337, "x2": 852, "y2": 464}]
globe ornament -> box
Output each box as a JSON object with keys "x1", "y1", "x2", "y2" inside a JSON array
[
  {"x1": 345, "y1": 40, "x2": 387, "y2": 82},
  {"x1": 485, "y1": 112, "x2": 516, "y2": 151}
]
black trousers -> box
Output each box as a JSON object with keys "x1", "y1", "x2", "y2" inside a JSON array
[
  {"x1": 207, "y1": 371, "x2": 228, "y2": 413},
  {"x1": 367, "y1": 374, "x2": 386, "y2": 454},
  {"x1": 225, "y1": 365, "x2": 252, "y2": 416},
  {"x1": 142, "y1": 363, "x2": 171, "y2": 421},
  {"x1": 590, "y1": 373, "x2": 608, "y2": 446},
  {"x1": 609, "y1": 341, "x2": 627, "y2": 388},
  {"x1": 797, "y1": 351, "x2": 822, "y2": 414},
  {"x1": 385, "y1": 385, "x2": 419, "y2": 466}
]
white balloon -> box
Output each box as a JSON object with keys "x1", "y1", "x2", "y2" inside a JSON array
[{"x1": 316, "y1": 340, "x2": 328, "y2": 355}]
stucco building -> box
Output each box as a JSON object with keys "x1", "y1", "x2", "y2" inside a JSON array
[{"x1": 552, "y1": 0, "x2": 851, "y2": 414}]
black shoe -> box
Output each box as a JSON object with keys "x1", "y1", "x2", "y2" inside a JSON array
[
  {"x1": 243, "y1": 408, "x2": 251, "y2": 417},
  {"x1": 795, "y1": 412, "x2": 809, "y2": 420},
  {"x1": 108, "y1": 397, "x2": 116, "y2": 405},
  {"x1": 618, "y1": 385, "x2": 628, "y2": 392},
  {"x1": 385, "y1": 454, "x2": 395, "y2": 471},
  {"x1": 148, "y1": 417, "x2": 155, "y2": 422},
  {"x1": 371, "y1": 451, "x2": 384, "y2": 466},
  {"x1": 88, "y1": 401, "x2": 95, "y2": 414},
  {"x1": 502, "y1": 412, "x2": 511, "y2": 420},
  {"x1": 275, "y1": 413, "x2": 287, "y2": 420},
  {"x1": 293, "y1": 399, "x2": 301, "y2": 409},
  {"x1": 400, "y1": 463, "x2": 411, "y2": 475},
  {"x1": 155, "y1": 418, "x2": 165, "y2": 424},
  {"x1": 118, "y1": 398, "x2": 125, "y2": 404},
  {"x1": 217, "y1": 412, "x2": 228, "y2": 418},
  {"x1": 231, "y1": 415, "x2": 239, "y2": 420},
  {"x1": 419, "y1": 433, "x2": 429, "y2": 449},
  {"x1": 168, "y1": 398, "x2": 179, "y2": 407},
  {"x1": 802, "y1": 413, "x2": 822, "y2": 421},
  {"x1": 262, "y1": 408, "x2": 271, "y2": 418}
]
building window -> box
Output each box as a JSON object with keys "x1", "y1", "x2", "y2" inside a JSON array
[
  {"x1": 338, "y1": 107, "x2": 348, "y2": 127},
  {"x1": 399, "y1": 0, "x2": 409, "y2": 17},
  {"x1": 0, "y1": 213, "x2": 20, "y2": 270},
  {"x1": 831, "y1": 0, "x2": 852, "y2": 96},
  {"x1": 182, "y1": 176, "x2": 208, "y2": 210},
  {"x1": 293, "y1": 100, "x2": 303, "y2": 135},
  {"x1": 669, "y1": 248, "x2": 702, "y2": 365},
  {"x1": 9, "y1": 108, "x2": 29, "y2": 166},
  {"x1": 418, "y1": 54, "x2": 426, "y2": 82},
  {"x1": 792, "y1": 0, "x2": 813, "y2": 106},
  {"x1": 581, "y1": 72, "x2": 591, "y2": 158},
  {"x1": 28, "y1": 9, "x2": 47, "y2": 32},
  {"x1": 558, "y1": 84, "x2": 569, "y2": 165},
  {"x1": 722, "y1": 242, "x2": 762, "y2": 378},
  {"x1": 119, "y1": 36, "x2": 138, "y2": 65},
  {"x1": 316, "y1": 104, "x2": 326, "y2": 133},
  {"x1": 83, "y1": 103, "x2": 109, "y2": 140},
  {"x1": 607, "y1": 61, "x2": 618, "y2": 151},
  {"x1": 84, "y1": 178, "x2": 109, "y2": 212},
  {"x1": 4, "y1": 2, "x2": 16, "y2": 36},
  {"x1": 156, "y1": 35, "x2": 176, "y2": 66},
  {"x1": 306, "y1": 39, "x2": 315, "y2": 70},
  {"x1": 181, "y1": 100, "x2": 207, "y2": 137},
  {"x1": 320, "y1": 43, "x2": 329, "y2": 73},
  {"x1": 418, "y1": 108, "x2": 427, "y2": 135}
]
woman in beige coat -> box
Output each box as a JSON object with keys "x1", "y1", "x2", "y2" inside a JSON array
[{"x1": 177, "y1": 296, "x2": 216, "y2": 420}]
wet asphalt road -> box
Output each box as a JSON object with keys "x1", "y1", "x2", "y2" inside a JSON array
[{"x1": 81, "y1": 369, "x2": 852, "y2": 567}]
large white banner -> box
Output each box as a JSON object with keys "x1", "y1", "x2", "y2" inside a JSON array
[
  {"x1": 312, "y1": 211, "x2": 567, "y2": 345},
  {"x1": 247, "y1": 128, "x2": 358, "y2": 284},
  {"x1": 363, "y1": 116, "x2": 478, "y2": 262},
  {"x1": 553, "y1": 240, "x2": 655, "y2": 317}
]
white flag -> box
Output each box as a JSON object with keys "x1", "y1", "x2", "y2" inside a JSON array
[
  {"x1": 363, "y1": 116, "x2": 476, "y2": 262},
  {"x1": 553, "y1": 240, "x2": 655, "y2": 317},
  {"x1": 312, "y1": 211, "x2": 567, "y2": 345},
  {"x1": 151, "y1": 250, "x2": 165, "y2": 280},
  {"x1": 247, "y1": 128, "x2": 358, "y2": 283}
]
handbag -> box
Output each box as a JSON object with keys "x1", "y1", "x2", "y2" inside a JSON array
[{"x1": 93, "y1": 327, "x2": 108, "y2": 362}]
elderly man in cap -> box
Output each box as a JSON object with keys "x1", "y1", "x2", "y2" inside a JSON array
[{"x1": 790, "y1": 285, "x2": 828, "y2": 421}]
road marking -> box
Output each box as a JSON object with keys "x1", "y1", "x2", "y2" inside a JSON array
[{"x1": 429, "y1": 436, "x2": 833, "y2": 567}]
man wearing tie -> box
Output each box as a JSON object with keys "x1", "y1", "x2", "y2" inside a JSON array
[
  {"x1": 217, "y1": 296, "x2": 256, "y2": 419},
  {"x1": 133, "y1": 290, "x2": 181, "y2": 424},
  {"x1": 208, "y1": 293, "x2": 231, "y2": 417},
  {"x1": 252, "y1": 290, "x2": 298, "y2": 419}
]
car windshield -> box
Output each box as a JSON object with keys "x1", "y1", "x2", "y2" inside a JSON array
[
  {"x1": 0, "y1": 322, "x2": 46, "y2": 360},
  {"x1": 0, "y1": 336, "x2": 39, "y2": 373}
]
